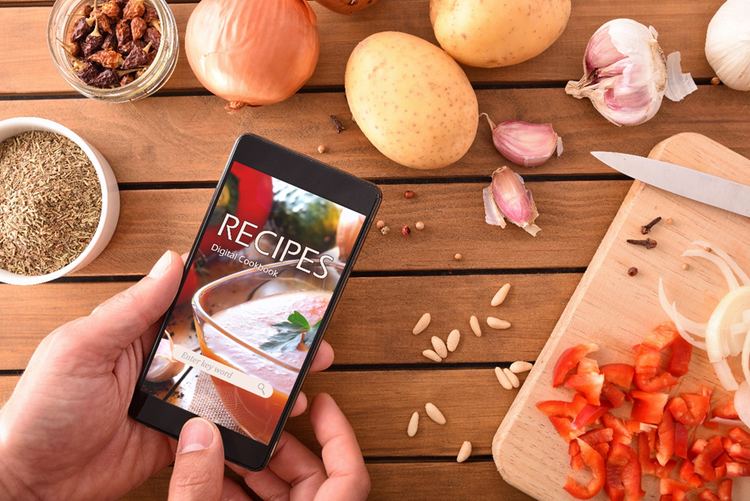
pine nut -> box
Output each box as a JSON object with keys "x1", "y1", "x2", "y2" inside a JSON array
[
  {"x1": 487, "y1": 317, "x2": 511, "y2": 330},
  {"x1": 469, "y1": 315, "x2": 482, "y2": 337},
  {"x1": 447, "y1": 329, "x2": 460, "y2": 352},
  {"x1": 491, "y1": 283, "x2": 511, "y2": 306},
  {"x1": 425, "y1": 402, "x2": 446, "y2": 425},
  {"x1": 407, "y1": 411, "x2": 419, "y2": 437},
  {"x1": 457, "y1": 441, "x2": 472, "y2": 463},
  {"x1": 504, "y1": 368, "x2": 520, "y2": 388},
  {"x1": 413, "y1": 313, "x2": 431, "y2": 335},
  {"x1": 510, "y1": 361, "x2": 533, "y2": 374},
  {"x1": 431, "y1": 336, "x2": 448, "y2": 358},
  {"x1": 422, "y1": 349, "x2": 442, "y2": 362},
  {"x1": 495, "y1": 367, "x2": 513, "y2": 389}
]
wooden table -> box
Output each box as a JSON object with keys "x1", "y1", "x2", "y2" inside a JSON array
[{"x1": 1, "y1": 0, "x2": 747, "y2": 499}]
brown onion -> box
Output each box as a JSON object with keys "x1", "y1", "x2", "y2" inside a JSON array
[
  {"x1": 316, "y1": 0, "x2": 379, "y2": 15},
  {"x1": 185, "y1": 0, "x2": 320, "y2": 112}
]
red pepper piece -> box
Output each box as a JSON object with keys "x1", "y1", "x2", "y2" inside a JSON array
[
  {"x1": 722, "y1": 437, "x2": 735, "y2": 455},
  {"x1": 699, "y1": 490, "x2": 721, "y2": 501},
  {"x1": 674, "y1": 422, "x2": 688, "y2": 459},
  {"x1": 634, "y1": 345, "x2": 662, "y2": 376},
  {"x1": 563, "y1": 439, "x2": 606, "y2": 499},
  {"x1": 668, "y1": 392, "x2": 711, "y2": 426},
  {"x1": 549, "y1": 416, "x2": 584, "y2": 442},
  {"x1": 603, "y1": 413, "x2": 633, "y2": 446},
  {"x1": 659, "y1": 478, "x2": 692, "y2": 496},
  {"x1": 577, "y1": 356, "x2": 599, "y2": 374},
  {"x1": 656, "y1": 409, "x2": 675, "y2": 466},
  {"x1": 695, "y1": 436, "x2": 724, "y2": 482},
  {"x1": 690, "y1": 438, "x2": 708, "y2": 458},
  {"x1": 639, "y1": 432, "x2": 676, "y2": 478},
  {"x1": 714, "y1": 401, "x2": 740, "y2": 420},
  {"x1": 634, "y1": 371, "x2": 678, "y2": 392},
  {"x1": 536, "y1": 394, "x2": 588, "y2": 418},
  {"x1": 729, "y1": 427, "x2": 750, "y2": 448},
  {"x1": 717, "y1": 478, "x2": 732, "y2": 501},
  {"x1": 728, "y1": 443, "x2": 750, "y2": 461},
  {"x1": 572, "y1": 403, "x2": 612, "y2": 430},
  {"x1": 643, "y1": 322, "x2": 681, "y2": 351},
  {"x1": 666, "y1": 337, "x2": 692, "y2": 377},
  {"x1": 601, "y1": 382, "x2": 626, "y2": 408},
  {"x1": 605, "y1": 442, "x2": 645, "y2": 501},
  {"x1": 601, "y1": 363, "x2": 635, "y2": 389},
  {"x1": 553, "y1": 343, "x2": 599, "y2": 387},
  {"x1": 565, "y1": 372, "x2": 605, "y2": 405},
  {"x1": 631, "y1": 391, "x2": 669, "y2": 424},
  {"x1": 580, "y1": 427, "x2": 614, "y2": 447},
  {"x1": 727, "y1": 461, "x2": 750, "y2": 476},
  {"x1": 679, "y1": 458, "x2": 704, "y2": 488}
]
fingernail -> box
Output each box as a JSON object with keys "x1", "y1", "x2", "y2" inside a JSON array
[
  {"x1": 148, "y1": 251, "x2": 172, "y2": 279},
  {"x1": 178, "y1": 418, "x2": 214, "y2": 454}
]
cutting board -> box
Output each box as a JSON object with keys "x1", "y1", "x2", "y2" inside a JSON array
[{"x1": 492, "y1": 133, "x2": 750, "y2": 500}]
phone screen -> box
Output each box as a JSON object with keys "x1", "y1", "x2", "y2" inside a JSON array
[{"x1": 139, "y1": 158, "x2": 367, "y2": 448}]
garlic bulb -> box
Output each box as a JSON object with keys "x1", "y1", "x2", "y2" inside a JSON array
[
  {"x1": 483, "y1": 166, "x2": 541, "y2": 237},
  {"x1": 566, "y1": 19, "x2": 667, "y2": 126},
  {"x1": 706, "y1": 0, "x2": 750, "y2": 91}
]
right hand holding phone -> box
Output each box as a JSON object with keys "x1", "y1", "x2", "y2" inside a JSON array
[{"x1": 169, "y1": 393, "x2": 370, "y2": 501}]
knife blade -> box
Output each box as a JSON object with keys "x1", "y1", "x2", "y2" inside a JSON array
[{"x1": 591, "y1": 151, "x2": 750, "y2": 218}]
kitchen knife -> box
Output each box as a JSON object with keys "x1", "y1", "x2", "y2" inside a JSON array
[{"x1": 591, "y1": 151, "x2": 750, "y2": 218}]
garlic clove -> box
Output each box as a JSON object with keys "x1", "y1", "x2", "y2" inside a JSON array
[
  {"x1": 483, "y1": 166, "x2": 541, "y2": 237},
  {"x1": 481, "y1": 114, "x2": 561, "y2": 168},
  {"x1": 566, "y1": 18, "x2": 667, "y2": 126},
  {"x1": 146, "y1": 337, "x2": 185, "y2": 383}
]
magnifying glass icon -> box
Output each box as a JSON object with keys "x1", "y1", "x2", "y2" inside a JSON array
[{"x1": 257, "y1": 383, "x2": 266, "y2": 396}]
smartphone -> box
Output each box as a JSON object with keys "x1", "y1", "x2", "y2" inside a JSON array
[{"x1": 129, "y1": 134, "x2": 381, "y2": 470}]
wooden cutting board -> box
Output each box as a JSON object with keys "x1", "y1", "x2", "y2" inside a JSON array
[{"x1": 492, "y1": 133, "x2": 750, "y2": 500}]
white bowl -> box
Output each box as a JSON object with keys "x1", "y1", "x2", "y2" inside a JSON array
[{"x1": 0, "y1": 117, "x2": 120, "y2": 285}]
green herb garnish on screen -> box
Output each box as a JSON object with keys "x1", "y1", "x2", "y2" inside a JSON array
[{"x1": 261, "y1": 311, "x2": 321, "y2": 352}]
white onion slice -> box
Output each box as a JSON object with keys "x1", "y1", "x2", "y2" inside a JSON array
[
  {"x1": 743, "y1": 324, "x2": 750, "y2": 385},
  {"x1": 658, "y1": 277, "x2": 707, "y2": 337},
  {"x1": 672, "y1": 303, "x2": 707, "y2": 350},
  {"x1": 714, "y1": 359, "x2": 739, "y2": 391},
  {"x1": 732, "y1": 322, "x2": 750, "y2": 336},
  {"x1": 706, "y1": 286, "x2": 750, "y2": 363},
  {"x1": 683, "y1": 249, "x2": 741, "y2": 291},
  {"x1": 709, "y1": 417, "x2": 750, "y2": 428},
  {"x1": 745, "y1": 310, "x2": 750, "y2": 323},
  {"x1": 735, "y1": 380, "x2": 750, "y2": 426},
  {"x1": 731, "y1": 330, "x2": 748, "y2": 358},
  {"x1": 692, "y1": 240, "x2": 750, "y2": 286}
]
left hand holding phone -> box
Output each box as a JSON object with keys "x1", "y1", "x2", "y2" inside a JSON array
[{"x1": 0, "y1": 250, "x2": 363, "y2": 500}]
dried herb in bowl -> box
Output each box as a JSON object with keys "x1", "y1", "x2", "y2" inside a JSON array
[
  {"x1": 64, "y1": 0, "x2": 161, "y2": 89},
  {"x1": 0, "y1": 131, "x2": 102, "y2": 276}
]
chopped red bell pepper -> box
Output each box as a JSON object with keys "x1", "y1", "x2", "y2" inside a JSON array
[
  {"x1": 634, "y1": 371, "x2": 678, "y2": 392},
  {"x1": 563, "y1": 438, "x2": 606, "y2": 499},
  {"x1": 572, "y1": 403, "x2": 612, "y2": 430},
  {"x1": 659, "y1": 478, "x2": 692, "y2": 496},
  {"x1": 549, "y1": 416, "x2": 584, "y2": 442},
  {"x1": 674, "y1": 422, "x2": 688, "y2": 459},
  {"x1": 722, "y1": 437, "x2": 735, "y2": 455},
  {"x1": 601, "y1": 363, "x2": 635, "y2": 389},
  {"x1": 717, "y1": 478, "x2": 732, "y2": 501},
  {"x1": 694, "y1": 436, "x2": 724, "y2": 482},
  {"x1": 634, "y1": 345, "x2": 662, "y2": 376},
  {"x1": 577, "y1": 356, "x2": 600, "y2": 374},
  {"x1": 631, "y1": 391, "x2": 669, "y2": 424},
  {"x1": 580, "y1": 427, "x2": 614, "y2": 447},
  {"x1": 667, "y1": 337, "x2": 692, "y2": 377},
  {"x1": 565, "y1": 372, "x2": 605, "y2": 405},
  {"x1": 690, "y1": 438, "x2": 708, "y2": 458},
  {"x1": 569, "y1": 440, "x2": 586, "y2": 472},
  {"x1": 729, "y1": 427, "x2": 750, "y2": 448},
  {"x1": 602, "y1": 413, "x2": 633, "y2": 446},
  {"x1": 727, "y1": 461, "x2": 750, "y2": 476},
  {"x1": 679, "y1": 458, "x2": 704, "y2": 488},
  {"x1": 728, "y1": 442, "x2": 750, "y2": 461},
  {"x1": 639, "y1": 432, "x2": 676, "y2": 478},
  {"x1": 553, "y1": 343, "x2": 599, "y2": 387},
  {"x1": 668, "y1": 392, "x2": 711, "y2": 427},
  {"x1": 699, "y1": 490, "x2": 721, "y2": 501},
  {"x1": 536, "y1": 394, "x2": 588, "y2": 418},
  {"x1": 605, "y1": 442, "x2": 645, "y2": 501},
  {"x1": 601, "y1": 382, "x2": 626, "y2": 408},
  {"x1": 656, "y1": 409, "x2": 675, "y2": 466},
  {"x1": 714, "y1": 401, "x2": 740, "y2": 420},
  {"x1": 644, "y1": 322, "x2": 681, "y2": 351}
]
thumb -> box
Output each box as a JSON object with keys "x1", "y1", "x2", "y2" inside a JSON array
[
  {"x1": 169, "y1": 418, "x2": 225, "y2": 501},
  {"x1": 76, "y1": 250, "x2": 184, "y2": 361}
]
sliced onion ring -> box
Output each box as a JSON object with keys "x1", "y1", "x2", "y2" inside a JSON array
[
  {"x1": 692, "y1": 240, "x2": 750, "y2": 286},
  {"x1": 683, "y1": 249, "x2": 740, "y2": 291},
  {"x1": 714, "y1": 359, "x2": 739, "y2": 391},
  {"x1": 659, "y1": 277, "x2": 707, "y2": 337},
  {"x1": 709, "y1": 417, "x2": 750, "y2": 428},
  {"x1": 672, "y1": 303, "x2": 707, "y2": 350},
  {"x1": 736, "y1": 380, "x2": 750, "y2": 427},
  {"x1": 706, "y1": 286, "x2": 750, "y2": 363}
]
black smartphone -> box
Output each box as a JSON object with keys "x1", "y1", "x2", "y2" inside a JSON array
[{"x1": 129, "y1": 134, "x2": 381, "y2": 470}]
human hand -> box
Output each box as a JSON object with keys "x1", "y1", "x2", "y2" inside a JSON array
[
  {"x1": 0, "y1": 250, "x2": 335, "y2": 500},
  {"x1": 168, "y1": 393, "x2": 370, "y2": 501}
]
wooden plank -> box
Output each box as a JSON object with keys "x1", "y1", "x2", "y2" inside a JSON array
[
  {"x1": 25, "y1": 181, "x2": 627, "y2": 278},
  {"x1": 493, "y1": 135, "x2": 750, "y2": 501},
  {"x1": 1, "y1": 87, "x2": 748, "y2": 183},
  {"x1": 0, "y1": 0, "x2": 720, "y2": 95},
  {"x1": 0, "y1": 273, "x2": 581, "y2": 370}
]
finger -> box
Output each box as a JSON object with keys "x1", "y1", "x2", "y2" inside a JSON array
[
  {"x1": 309, "y1": 393, "x2": 370, "y2": 500},
  {"x1": 266, "y1": 431, "x2": 326, "y2": 497},
  {"x1": 77, "y1": 250, "x2": 184, "y2": 361},
  {"x1": 309, "y1": 341, "x2": 334, "y2": 373},
  {"x1": 227, "y1": 462, "x2": 291, "y2": 501},
  {"x1": 220, "y1": 476, "x2": 253, "y2": 501},
  {"x1": 169, "y1": 418, "x2": 225, "y2": 501},
  {"x1": 289, "y1": 391, "x2": 308, "y2": 417}
]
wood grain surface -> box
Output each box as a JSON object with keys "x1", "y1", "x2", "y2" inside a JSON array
[
  {"x1": 0, "y1": 0, "x2": 722, "y2": 96},
  {"x1": 492, "y1": 134, "x2": 750, "y2": 500}
]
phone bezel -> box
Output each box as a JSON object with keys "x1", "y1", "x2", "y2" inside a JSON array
[{"x1": 129, "y1": 134, "x2": 381, "y2": 471}]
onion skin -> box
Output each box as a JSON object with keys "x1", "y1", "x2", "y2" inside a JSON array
[
  {"x1": 185, "y1": 0, "x2": 320, "y2": 110},
  {"x1": 316, "y1": 0, "x2": 379, "y2": 14}
]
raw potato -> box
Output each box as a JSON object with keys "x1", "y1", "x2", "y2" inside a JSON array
[
  {"x1": 345, "y1": 31, "x2": 478, "y2": 170},
  {"x1": 430, "y1": 0, "x2": 571, "y2": 68},
  {"x1": 315, "y1": 0, "x2": 378, "y2": 14}
]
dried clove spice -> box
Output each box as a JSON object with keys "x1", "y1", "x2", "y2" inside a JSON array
[
  {"x1": 640, "y1": 216, "x2": 662, "y2": 235},
  {"x1": 627, "y1": 238, "x2": 657, "y2": 249},
  {"x1": 330, "y1": 115, "x2": 345, "y2": 133}
]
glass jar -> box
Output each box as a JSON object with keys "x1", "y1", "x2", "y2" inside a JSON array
[{"x1": 47, "y1": 0, "x2": 178, "y2": 103}]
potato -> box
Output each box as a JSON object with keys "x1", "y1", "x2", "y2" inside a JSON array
[
  {"x1": 430, "y1": 0, "x2": 571, "y2": 68},
  {"x1": 345, "y1": 32, "x2": 478, "y2": 170},
  {"x1": 315, "y1": 0, "x2": 378, "y2": 14}
]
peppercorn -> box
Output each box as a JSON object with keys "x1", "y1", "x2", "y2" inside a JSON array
[
  {"x1": 627, "y1": 267, "x2": 638, "y2": 277},
  {"x1": 402, "y1": 225, "x2": 411, "y2": 236},
  {"x1": 317, "y1": 145, "x2": 326, "y2": 154},
  {"x1": 454, "y1": 253, "x2": 462, "y2": 261},
  {"x1": 403, "y1": 190, "x2": 415, "y2": 199},
  {"x1": 376, "y1": 220, "x2": 385, "y2": 229},
  {"x1": 415, "y1": 221, "x2": 425, "y2": 230},
  {"x1": 380, "y1": 226, "x2": 390, "y2": 235}
]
